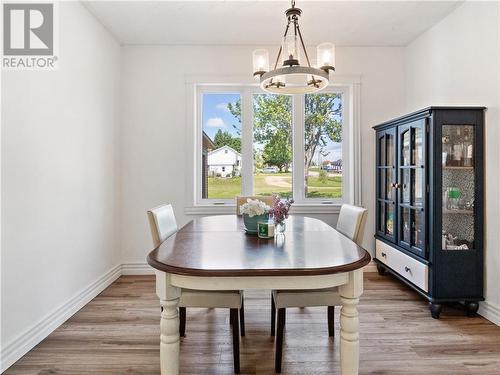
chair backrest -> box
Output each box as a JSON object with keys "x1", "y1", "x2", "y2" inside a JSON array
[
  {"x1": 336, "y1": 204, "x2": 368, "y2": 245},
  {"x1": 235, "y1": 196, "x2": 275, "y2": 215},
  {"x1": 147, "y1": 204, "x2": 178, "y2": 247}
]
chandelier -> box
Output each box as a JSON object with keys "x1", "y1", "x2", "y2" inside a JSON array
[{"x1": 252, "y1": 0, "x2": 335, "y2": 94}]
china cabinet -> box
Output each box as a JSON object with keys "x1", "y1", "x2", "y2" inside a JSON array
[{"x1": 373, "y1": 107, "x2": 485, "y2": 319}]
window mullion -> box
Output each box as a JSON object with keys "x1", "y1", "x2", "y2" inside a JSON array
[
  {"x1": 292, "y1": 94, "x2": 305, "y2": 203},
  {"x1": 241, "y1": 90, "x2": 253, "y2": 196}
]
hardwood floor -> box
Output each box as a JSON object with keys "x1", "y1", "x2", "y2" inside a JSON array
[{"x1": 5, "y1": 273, "x2": 500, "y2": 374}]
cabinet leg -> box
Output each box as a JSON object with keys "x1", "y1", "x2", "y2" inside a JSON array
[
  {"x1": 465, "y1": 301, "x2": 479, "y2": 317},
  {"x1": 376, "y1": 263, "x2": 386, "y2": 276},
  {"x1": 429, "y1": 302, "x2": 442, "y2": 319}
]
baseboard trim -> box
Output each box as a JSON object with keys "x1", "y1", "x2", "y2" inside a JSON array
[
  {"x1": 479, "y1": 300, "x2": 500, "y2": 326},
  {"x1": 0, "y1": 264, "x2": 122, "y2": 373},
  {"x1": 121, "y1": 262, "x2": 155, "y2": 275}
]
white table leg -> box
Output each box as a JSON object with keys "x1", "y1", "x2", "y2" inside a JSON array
[
  {"x1": 339, "y1": 269, "x2": 363, "y2": 375},
  {"x1": 156, "y1": 271, "x2": 181, "y2": 375}
]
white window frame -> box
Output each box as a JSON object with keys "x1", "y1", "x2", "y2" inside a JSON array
[
  {"x1": 293, "y1": 86, "x2": 352, "y2": 205},
  {"x1": 185, "y1": 75, "x2": 361, "y2": 215}
]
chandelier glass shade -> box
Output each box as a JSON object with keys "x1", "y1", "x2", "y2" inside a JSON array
[{"x1": 252, "y1": 0, "x2": 335, "y2": 94}]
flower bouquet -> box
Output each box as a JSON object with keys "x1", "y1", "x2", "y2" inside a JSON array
[
  {"x1": 240, "y1": 198, "x2": 270, "y2": 234},
  {"x1": 269, "y1": 196, "x2": 294, "y2": 234}
]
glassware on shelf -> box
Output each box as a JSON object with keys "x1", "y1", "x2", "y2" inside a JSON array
[
  {"x1": 462, "y1": 128, "x2": 473, "y2": 167},
  {"x1": 403, "y1": 131, "x2": 410, "y2": 166},
  {"x1": 402, "y1": 208, "x2": 410, "y2": 244},
  {"x1": 446, "y1": 187, "x2": 461, "y2": 210},
  {"x1": 386, "y1": 206, "x2": 394, "y2": 236},
  {"x1": 442, "y1": 230, "x2": 470, "y2": 250},
  {"x1": 442, "y1": 135, "x2": 452, "y2": 166},
  {"x1": 413, "y1": 211, "x2": 424, "y2": 249},
  {"x1": 386, "y1": 168, "x2": 393, "y2": 200},
  {"x1": 414, "y1": 127, "x2": 423, "y2": 165},
  {"x1": 465, "y1": 198, "x2": 474, "y2": 210},
  {"x1": 442, "y1": 230, "x2": 447, "y2": 249},
  {"x1": 451, "y1": 128, "x2": 463, "y2": 167}
]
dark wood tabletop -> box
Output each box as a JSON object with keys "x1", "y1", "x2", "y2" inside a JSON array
[{"x1": 147, "y1": 215, "x2": 371, "y2": 277}]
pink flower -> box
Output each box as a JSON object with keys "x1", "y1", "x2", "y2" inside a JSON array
[{"x1": 269, "y1": 196, "x2": 294, "y2": 225}]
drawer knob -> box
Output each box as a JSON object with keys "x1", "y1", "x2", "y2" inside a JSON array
[
  {"x1": 381, "y1": 252, "x2": 387, "y2": 258},
  {"x1": 405, "y1": 266, "x2": 411, "y2": 273}
]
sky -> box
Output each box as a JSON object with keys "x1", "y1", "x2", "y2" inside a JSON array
[
  {"x1": 314, "y1": 141, "x2": 342, "y2": 164},
  {"x1": 202, "y1": 92, "x2": 342, "y2": 162},
  {"x1": 202, "y1": 93, "x2": 241, "y2": 140}
]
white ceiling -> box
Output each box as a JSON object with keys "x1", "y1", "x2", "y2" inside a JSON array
[{"x1": 84, "y1": 1, "x2": 461, "y2": 46}]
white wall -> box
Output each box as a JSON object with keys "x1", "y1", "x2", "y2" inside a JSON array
[
  {"x1": 404, "y1": 2, "x2": 500, "y2": 324},
  {"x1": 119, "y1": 45, "x2": 406, "y2": 264},
  {"x1": 1, "y1": 2, "x2": 121, "y2": 369}
]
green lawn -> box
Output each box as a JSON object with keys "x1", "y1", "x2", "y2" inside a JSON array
[
  {"x1": 207, "y1": 172, "x2": 342, "y2": 199},
  {"x1": 307, "y1": 175, "x2": 342, "y2": 198}
]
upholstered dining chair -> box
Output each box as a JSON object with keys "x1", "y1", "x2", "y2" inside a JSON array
[
  {"x1": 270, "y1": 204, "x2": 368, "y2": 373},
  {"x1": 236, "y1": 195, "x2": 275, "y2": 215},
  {"x1": 147, "y1": 204, "x2": 245, "y2": 373}
]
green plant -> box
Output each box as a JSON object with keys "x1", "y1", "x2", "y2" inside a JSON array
[{"x1": 318, "y1": 169, "x2": 328, "y2": 183}]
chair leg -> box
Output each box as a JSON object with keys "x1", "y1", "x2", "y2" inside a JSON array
[
  {"x1": 271, "y1": 292, "x2": 276, "y2": 336},
  {"x1": 275, "y1": 308, "x2": 286, "y2": 373},
  {"x1": 179, "y1": 307, "x2": 186, "y2": 337},
  {"x1": 327, "y1": 306, "x2": 335, "y2": 337},
  {"x1": 230, "y1": 308, "x2": 241, "y2": 374},
  {"x1": 239, "y1": 298, "x2": 245, "y2": 337}
]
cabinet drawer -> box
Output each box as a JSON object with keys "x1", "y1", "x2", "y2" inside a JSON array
[{"x1": 376, "y1": 240, "x2": 429, "y2": 292}]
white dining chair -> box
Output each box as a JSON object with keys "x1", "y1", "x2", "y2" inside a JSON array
[
  {"x1": 270, "y1": 204, "x2": 368, "y2": 373},
  {"x1": 147, "y1": 204, "x2": 245, "y2": 373}
]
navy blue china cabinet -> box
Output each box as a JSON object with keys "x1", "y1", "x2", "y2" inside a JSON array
[{"x1": 373, "y1": 107, "x2": 485, "y2": 319}]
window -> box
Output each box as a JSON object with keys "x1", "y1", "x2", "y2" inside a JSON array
[
  {"x1": 201, "y1": 93, "x2": 242, "y2": 199},
  {"x1": 304, "y1": 93, "x2": 343, "y2": 199},
  {"x1": 194, "y1": 83, "x2": 357, "y2": 207},
  {"x1": 253, "y1": 94, "x2": 293, "y2": 198}
]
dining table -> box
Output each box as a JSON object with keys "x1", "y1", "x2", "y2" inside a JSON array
[{"x1": 147, "y1": 215, "x2": 371, "y2": 375}]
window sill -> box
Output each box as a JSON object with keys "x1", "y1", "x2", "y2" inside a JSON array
[{"x1": 185, "y1": 203, "x2": 341, "y2": 216}]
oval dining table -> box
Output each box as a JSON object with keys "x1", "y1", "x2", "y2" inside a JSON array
[{"x1": 147, "y1": 215, "x2": 371, "y2": 375}]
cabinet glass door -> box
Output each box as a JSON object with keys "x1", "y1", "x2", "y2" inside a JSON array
[
  {"x1": 397, "y1": 120, "x2": 426, "y2": 258},
  {"x1": 441, "y1": 124, "x2": 475, "y2": 251},
  {"x1": 376, "y1": 128, "x2": 397, "y2": 242}
]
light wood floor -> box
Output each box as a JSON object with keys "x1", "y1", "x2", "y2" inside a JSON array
[{"x1": 5, "y1": 273, "x2": 500, "y2": 375}]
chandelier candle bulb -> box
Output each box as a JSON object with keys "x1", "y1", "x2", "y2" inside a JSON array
[
  {"x1": 282, "y1": 34, "x2": 301, "y2": 66},
  {"x1": 252, "y1": 49, "x2": 270, "y2": 76},
  {"x1": 317, "y1": 43, "x2": 335, "y2": 71}
]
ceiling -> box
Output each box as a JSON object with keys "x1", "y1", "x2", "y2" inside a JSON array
[{"x1": 84, "y1": 1, "x2": 461, "y2": 46}]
